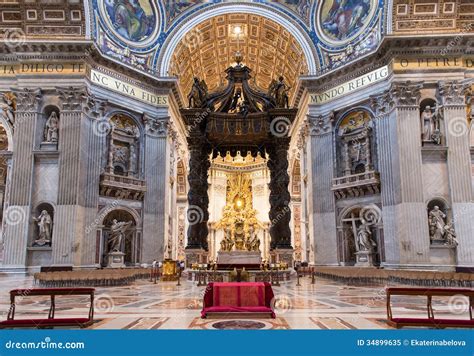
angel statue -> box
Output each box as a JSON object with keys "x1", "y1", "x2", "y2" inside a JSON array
[
  {"x1": 107, "y1": 219, "x2": 133, "y2": 253},
  {"x1": 268, "y1": 76, "x2": 290, "y2": 108},
  {"x1": 187, "y1": 77, "x2": 208, "y2": 108}
]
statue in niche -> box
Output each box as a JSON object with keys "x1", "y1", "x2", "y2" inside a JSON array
[
  {"x1": 107, "y1": 219, "x2": 133, "y2": 253},
  {"x1": 188, "y1": 77, "x2": 208, "y2": 108},
  {"x1": 0, "y1": 93, "x2": 14, "y2": 126},
  {"x1": 428, "y1": 206, "x2": 447, "y2": 241},
  {"x1": 443, "y1": 223, "x2": 458, "y2": 246},
  {"x1": 268, "y1": 76, "x2": 290, "y2": 108},
  {"x1": 33, "y1": 210, "x2": 52, "y2": 246},
  {"x1": 428, "y1": 206, "x2": 458, "y2": 246},
  {"x1": 44, "y1": 111, "x2": 59, "y2": 143},
  {"x1": 421, "y1": 105, "x2": 441, "y2": 144},
  {"x1": 356, "y1": 219, "x2": 376, "y2": 252}
]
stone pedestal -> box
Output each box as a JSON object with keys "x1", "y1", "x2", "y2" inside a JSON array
[
  {"x1": 355, "y1": 251, "x2": 375, "y2": 267},
  {"x1": 40, "y1": 142, "x2": 58, "y2": 151},
  {"x1": 270, "y1": 248, "x2": 294, "y2": 266},
  {"x1": 217, "y1": 251, "x2": 262, "y2": 265},
  {"x1": 106, "y1": 251, "x2": 125, "y2": 268},
  {"x1": 185, "y1": 248, "x2": 208, "y2": 268}
]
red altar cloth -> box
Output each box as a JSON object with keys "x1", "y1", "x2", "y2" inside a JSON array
[{"x1": 201, "y1": 282, "x2": 275, "y2": 318}]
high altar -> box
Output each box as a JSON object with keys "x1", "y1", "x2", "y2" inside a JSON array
[{"x1": 210, "y1": 167, "x2": 267, "y2": 265}]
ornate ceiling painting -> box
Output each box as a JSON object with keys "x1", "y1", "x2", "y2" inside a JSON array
[{"x1": 90, "y1": 0, "x2": 387, "y2": 78}]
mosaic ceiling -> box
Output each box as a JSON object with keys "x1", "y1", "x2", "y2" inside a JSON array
[{"x1": 90, "y1": 0, "x2": 387, "y2": 80}]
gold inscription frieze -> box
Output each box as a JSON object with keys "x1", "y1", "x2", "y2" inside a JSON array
[
  {"x1": 0, "y1": 63, "x2": 86, "y2": 77},
  {"x1": 393, "y1": 57, "x2": 474, "y2": 71}
]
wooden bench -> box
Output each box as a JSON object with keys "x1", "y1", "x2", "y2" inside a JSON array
[
  {"x1": 0, "y1": 288, "x2": 95, "y2": 329},
  {"x1": 386, "y1": 287, "x2": 474, "y2": 328}
]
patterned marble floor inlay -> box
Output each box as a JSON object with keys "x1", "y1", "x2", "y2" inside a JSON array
[{"x1": 0, "y1": 274, "x2": 469, "y2": 329}]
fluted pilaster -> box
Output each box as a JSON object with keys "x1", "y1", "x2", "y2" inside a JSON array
[
  {"x1": 437, "y1": 81, "x2": 474, "y2": 267},
  {"x1": 307, "y1": 112, "x2": 338, "y2": 265},
  {"x1": 142, "y1": 115, "x2": 169, "y2": 262},
  {"x1": 2, "y1": 88, "x2": 41, "y2": 267}
]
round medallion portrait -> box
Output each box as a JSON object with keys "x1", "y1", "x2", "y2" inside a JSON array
[
  {"x1": 101, "y1": 0, "x2": 159, "y2": 46},
  {"x1": 316, "y1": 0, "x2": 377, "y2": 45}
]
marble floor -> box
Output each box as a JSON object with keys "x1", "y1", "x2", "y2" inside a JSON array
[{"x1": 0, "y1": 274, "x2": 470, "y2": 329}]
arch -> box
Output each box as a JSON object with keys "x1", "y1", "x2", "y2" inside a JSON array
[
  {"x1": 335, "y1": 106, "x2": 374, "y2": 129},
  {"x1": 158, "y1": 3, "x2": 318, "y2": 76},
  {"x1": 104, "y1": 110, "x2": 144, "y2": 132},
  {"x1": 98, "y1": 205, "x2": 141, "y2": 227}
]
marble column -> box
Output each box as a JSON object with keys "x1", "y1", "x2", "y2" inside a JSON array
[
  {"x1": 52, "y1": 88, "x2": 107, "y2": 267},
  {"x1": 371, "y1": 82, "x2": 430, "y2": 267},
  {"x1": 2, "y1": 89, "x2": 41, "y2": 268},
  {"x1": 307, "y1": 112, "x2": 338, "y2": 265},
  {"x1": 142, "y1": 115, "x2": 169, "y2": 263},
  {"x1": 437, "y1": 81, "x2": 474, "y2": 268}
]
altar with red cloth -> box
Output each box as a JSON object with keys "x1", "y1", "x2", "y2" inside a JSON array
[{"x1": 201, "y1": 282, "x2": 275, "y2": 318}]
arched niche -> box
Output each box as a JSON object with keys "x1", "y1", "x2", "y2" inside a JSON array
[
  {"x1": 335, "y1": 109, "x2": 375, "y2": 177},
  {"x1": 105, "y1": 113, "x2": 141, "y2": 178},
  {"x1": 419, "y1": 98, "x2": 442, "y2": 146},
  {"x1": 336, "y1": 204, "x2": 383, "y2": 266},
  {"x1": 426, "y1": 197, "x2": 453, "y2": 245},
  {"x1": 31, "y1": 202, "x2": 55, "y2": 247},
  {"x1": 40, "y1": 105, "x2": 60, "y2": 149},
  {"x1": 99, "y1": 207, "x2": 141, "y2": 266}
]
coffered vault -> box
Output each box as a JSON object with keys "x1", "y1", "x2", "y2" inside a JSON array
[{"x1": 168, "y1": 14, "x2": 309, "y2": 104}]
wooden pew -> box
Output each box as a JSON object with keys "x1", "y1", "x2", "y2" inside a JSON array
[
  {"x1": 386, "y1": 287, "x2": 474, "y2": 328},
  {"x1": 0, "y1": 288, "x2": 95, "y2": 329}
]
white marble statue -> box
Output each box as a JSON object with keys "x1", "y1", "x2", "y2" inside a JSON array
[
  {"x1": 356, "y1": 219, "x2": 376, "y2": 252},
  {"x1": 443, "y1": 223, "x2": 458, "y2": 246},
  {"x1": 33, "y1": 210, "x2": 52, "y2": 246},
  {"x1": 107, "y1": 219, "x2": 132, "y2": 253},
  {"x1": 421, "y1": 105, "x2": 440, "y2": 143},
  {"x1": 428, "y1": 206, "x2": 446, "y2": 241},
  {"x1": 44, "y1": 111, "x2": 59, "y2": 143}
]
